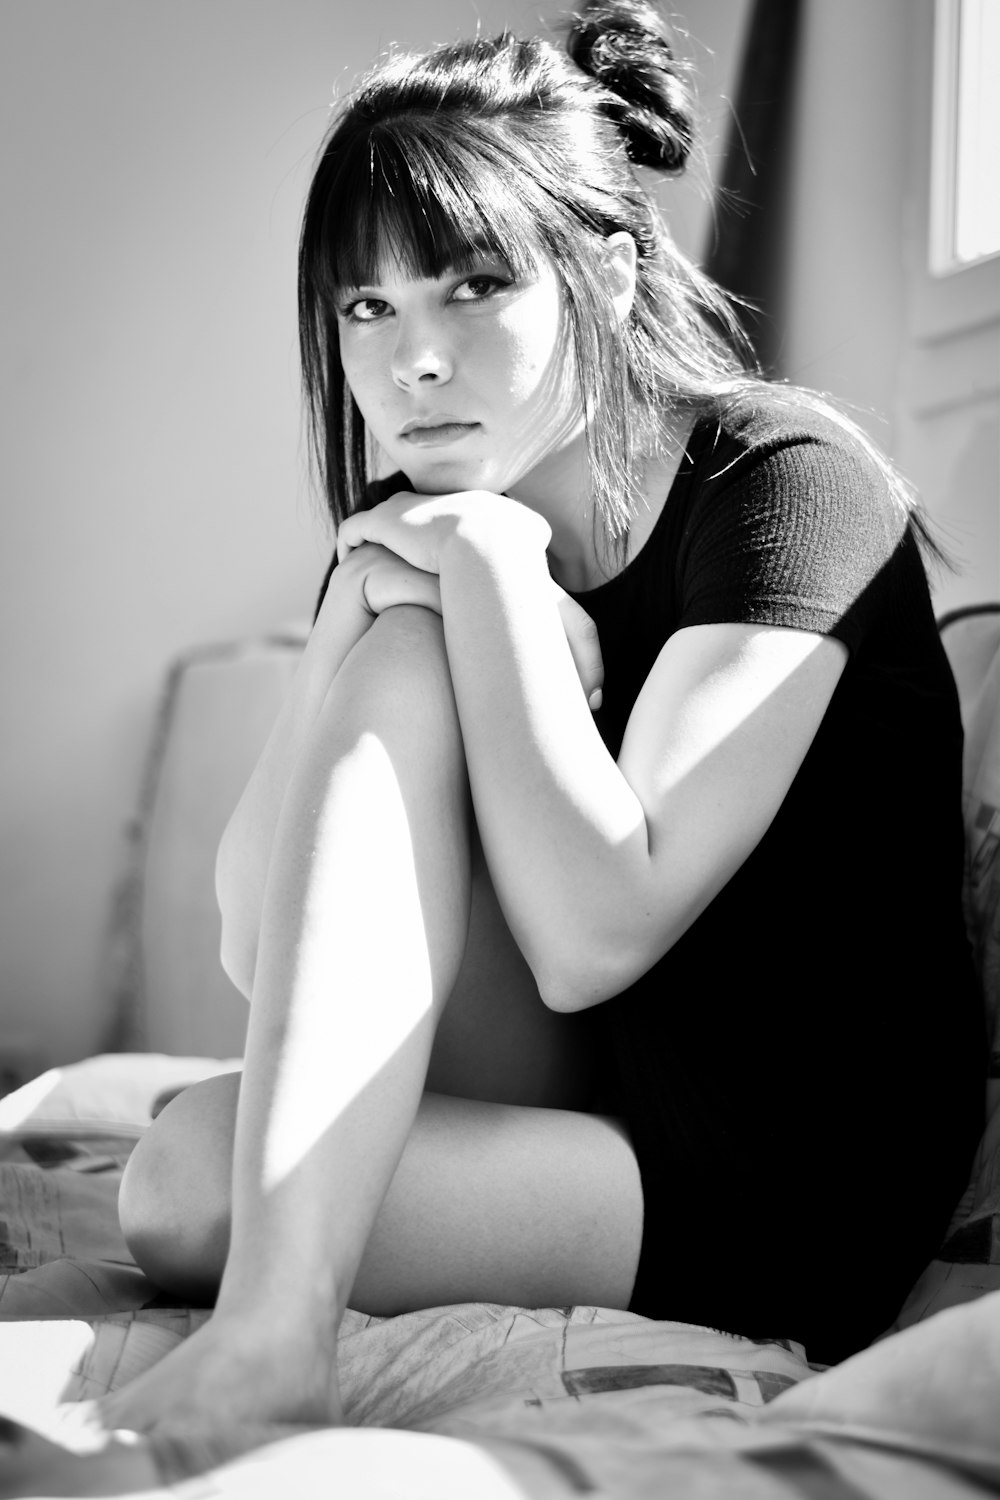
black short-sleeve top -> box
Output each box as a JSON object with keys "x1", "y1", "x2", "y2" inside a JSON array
[{"x1": 569, "y1": 394, "x2": 984, "y2": 1333}]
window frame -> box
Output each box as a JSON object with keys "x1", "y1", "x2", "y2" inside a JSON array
[{"x1": 929, "y1": 0, "x2": 1000, "y2": 278}]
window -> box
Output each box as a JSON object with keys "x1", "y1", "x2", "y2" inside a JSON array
[{"x1": 930, "y1": 0, "x2": 1000, "y2": 273}]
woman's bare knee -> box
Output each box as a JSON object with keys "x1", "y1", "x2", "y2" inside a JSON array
[
  {"x1": 345, "y1": 604, "x2": 454, "y2": 709},
  {"x1": 118, "y1": 1073, "x2": 238, "y2": 1301}
]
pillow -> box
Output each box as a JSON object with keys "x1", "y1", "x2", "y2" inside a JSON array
[
  {"x1": 136, "y1": 635, "x2": 304, "y2": 1059},
  {"x1": 760, "y1": 1288, "x2": 1000, "y2": 1484},
  {"x1": 0, "y1": 1052, "x2": 241, "y2": 1138}
]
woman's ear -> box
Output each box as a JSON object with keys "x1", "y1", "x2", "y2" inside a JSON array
[{"x1": 602, "y1": 232, "x2": 638, "y2": 322}]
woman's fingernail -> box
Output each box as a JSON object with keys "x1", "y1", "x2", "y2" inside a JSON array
[{"x1": 588, "y1": 688, "x2": 603, "y2": 712}]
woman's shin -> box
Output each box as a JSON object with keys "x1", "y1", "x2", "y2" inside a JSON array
[{"x1": 214, "y1": 606, "x2": 472, "y2": 1332}]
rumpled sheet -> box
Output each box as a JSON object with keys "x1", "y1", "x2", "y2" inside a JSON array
[{"x1": 2, "y1": 1133, "x2": 998, "y2": 1498}]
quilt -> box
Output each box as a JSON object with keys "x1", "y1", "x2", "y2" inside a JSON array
[{"x1": 2, "y1": 1079, "x2": 1000, "y2": 1500}]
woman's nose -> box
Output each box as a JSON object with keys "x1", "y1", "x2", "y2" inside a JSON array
[{"x1": 390, "y1": 317, "x2": 453, "y2": 389}]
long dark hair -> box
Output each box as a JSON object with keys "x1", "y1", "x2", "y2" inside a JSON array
[{"x1": 298, "y1": 1, "x2": 935, "y2": 563}]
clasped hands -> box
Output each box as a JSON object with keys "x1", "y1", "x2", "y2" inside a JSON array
[{"x1": 335, "y1": 489, "x2": 604, "y2": 711}]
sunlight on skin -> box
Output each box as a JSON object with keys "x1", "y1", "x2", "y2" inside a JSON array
[
  {"x1": 624, "y1": 623, "x2": 839, "y2": 810},
  {"x1": 337, "y1": 248, "x2": 587, "y2": 517},
  {"x1": 335, "y1": 245, "x2": 621, "y2": 591},
  {"x1": 255, "y1": 732, "x2": 433, "y2": 1192},
  {"x1": 494, "y1": 308, "x2": 584, "y2": 502},
  {"x1": 335, "y1": 234, "x2": 686, "y2": 596},
  {"x1": 68, "y1": 608, "x2": 470, "y2": 1465}
]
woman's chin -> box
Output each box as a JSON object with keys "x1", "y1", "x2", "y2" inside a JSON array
[{"x1": 404, "y1": 462, "x2": 499, "y2": 497}]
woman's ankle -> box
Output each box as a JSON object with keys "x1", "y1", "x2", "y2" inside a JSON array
[{"x1": 209, "y1": 1288, "x2": 345, "y2": 1385}]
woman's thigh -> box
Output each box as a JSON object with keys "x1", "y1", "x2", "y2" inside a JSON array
[
  {"x1": 356, "y1": 1090, "x2": 642, "y2": 1314},
  {"x1": 120, "y1": 1072, "x2": 643, "y2": 1314}
]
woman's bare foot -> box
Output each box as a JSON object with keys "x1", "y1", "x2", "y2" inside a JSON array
[{"x1": 94, "y1": 1313, "x2": 343, "y2": 1483}]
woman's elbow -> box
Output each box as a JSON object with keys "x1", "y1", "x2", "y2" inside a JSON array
[
  {"x1": 534, "y1": 926, "x2": 674, "y2": 1013},
  {"x1": 533, "y1": 945, "x2": 633, "y2": 1014}
]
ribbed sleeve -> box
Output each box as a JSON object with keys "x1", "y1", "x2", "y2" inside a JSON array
[{"x1": 675, "y1": 416, "x2": 908, "y2": 654}]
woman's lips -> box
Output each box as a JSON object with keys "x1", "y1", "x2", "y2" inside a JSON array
[{"x1": 400, "y1": 422, "x2": 480, "y2": 447}]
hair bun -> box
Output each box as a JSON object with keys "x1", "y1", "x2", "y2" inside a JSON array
[{"x1": 567, "y1": 0, "x2": 694, "y2": 171}]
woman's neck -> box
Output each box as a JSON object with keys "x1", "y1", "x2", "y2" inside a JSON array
[{"x1": 508, "y1": 420, "x2": 694, "y2": 594}]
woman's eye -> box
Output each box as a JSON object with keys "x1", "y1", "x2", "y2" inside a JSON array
[
  {"x1": 342, "y1": 298, "x2": 391, "y2": 324},
  {"x1": 451, "y1": 275, "x2": 509, "y2": 303}
]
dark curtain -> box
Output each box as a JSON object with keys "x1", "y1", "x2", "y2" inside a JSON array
[{"x1": 702, "y1": 0, "x2": 802, "y2": 375}]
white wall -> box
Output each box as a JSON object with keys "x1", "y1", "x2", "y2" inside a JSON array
[
  {"x1": 779, "y1": 0, "x2": 912, "y2": 450},
  {"x1": 0, "y1": 0, "x2": 508, "y2": 1069},
  {"x1": 0, "y1": 0, "x2": 749, "y2": 1071}
]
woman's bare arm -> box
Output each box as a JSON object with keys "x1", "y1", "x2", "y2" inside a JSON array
[
  {"x1": 436, "y1": 526, "x2": 847, "y2": 1011},
  {"x1": 332, "y1": 492, "x2": 847, "y2": 1012}
]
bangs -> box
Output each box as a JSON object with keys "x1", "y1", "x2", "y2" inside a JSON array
[{"x1": 315, "y1": 116, "x2": 552, "y2": 297}]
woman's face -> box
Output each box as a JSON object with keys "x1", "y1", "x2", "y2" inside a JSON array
[{"x1": 335, "y1": 244, "x2": 586, "y2": 503}]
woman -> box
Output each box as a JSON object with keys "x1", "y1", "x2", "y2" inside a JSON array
[{"x1": 101, "y1": 0, "x2": 982, "y2": 1468}]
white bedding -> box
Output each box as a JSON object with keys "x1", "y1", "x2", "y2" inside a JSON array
[
  {"x1": 2, "y1": 1303, "x2": 998, "y2": 1498},
  {"x1": 2, "y1": 1055, "x2": 999, "y2": 1498}
]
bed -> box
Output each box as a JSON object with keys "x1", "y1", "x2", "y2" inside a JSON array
[{"x1": 3, "y1": 607, "x2": 1000, "y2": 1498}]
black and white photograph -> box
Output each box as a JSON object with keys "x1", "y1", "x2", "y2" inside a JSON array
[{"x1": 1, "y1": 0, "x2": 998, "y2": 1494}]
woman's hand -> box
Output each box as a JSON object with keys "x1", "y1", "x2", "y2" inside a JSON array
[
  {"x1": 336, "y1": 490, "x2": 551, "y2": 575},
  {"x1": 335, "y1": 530, "x2": 604, "y2": 709},
  {"x1": 551, "y1": 585, "x2": 604, "y2": 711},
  {"x1": 336, "y1": 541, "x2": 442, "y2": 618}
]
